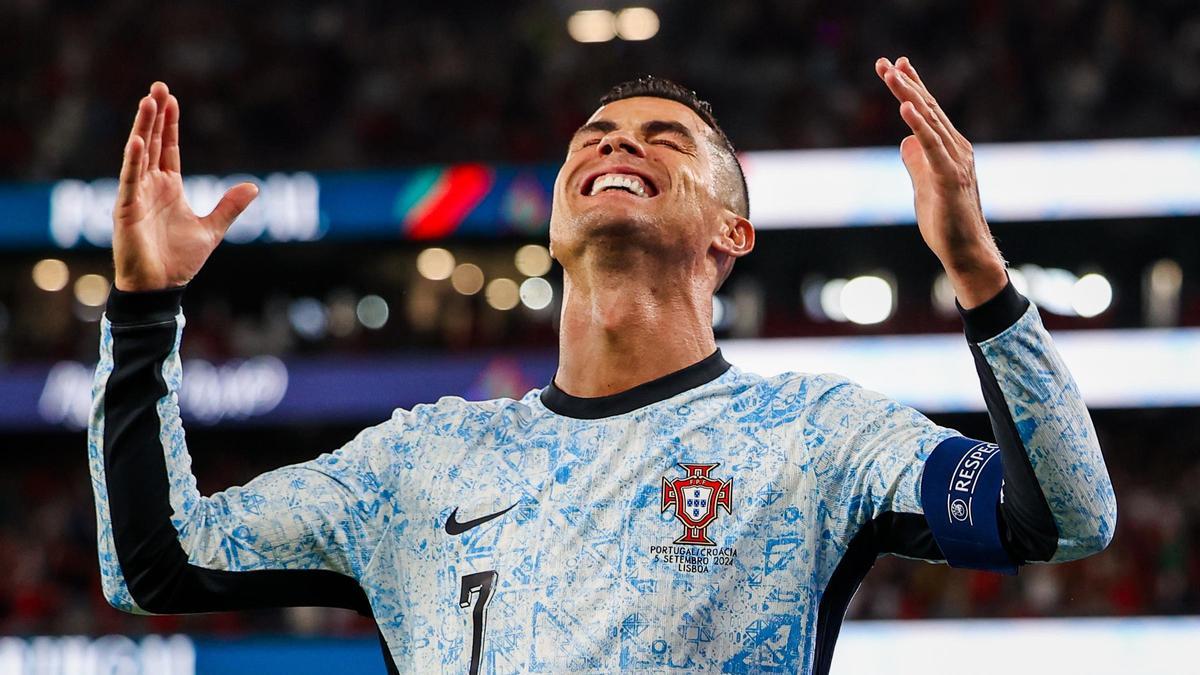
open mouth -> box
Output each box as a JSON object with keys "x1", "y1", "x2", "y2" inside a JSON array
[{"x1": 582, "y1": 170, "x2": 659, "y2": 198}]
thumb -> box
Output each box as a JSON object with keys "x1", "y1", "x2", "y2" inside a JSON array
[
  {"x1": 203, "y1": 182, "x2": 259, "y2": 235},
  {"x1": 898, "y1": 135, "x2": 925, "y2": 183}
]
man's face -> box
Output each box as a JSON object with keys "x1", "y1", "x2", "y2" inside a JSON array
[{"x1": 549, "y1": 96, "x2": 729, "y2": 272}]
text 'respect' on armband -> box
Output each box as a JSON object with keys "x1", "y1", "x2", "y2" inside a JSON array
[{"x1": 920, "y1": 436, "x2": 1017, "y2": 575}]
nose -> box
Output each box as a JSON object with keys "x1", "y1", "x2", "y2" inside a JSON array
[{"x1": 597, "y1": 129, "x2": 646, "y2": 158}]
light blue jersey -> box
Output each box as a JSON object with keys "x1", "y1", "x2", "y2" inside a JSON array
[{"x1": 89, "y1": 284, "x2": 1115, "y2": 673}]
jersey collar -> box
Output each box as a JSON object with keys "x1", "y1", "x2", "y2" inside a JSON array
[{"x1": 540, "y1": 349, "x2": 731, "y2": 419}]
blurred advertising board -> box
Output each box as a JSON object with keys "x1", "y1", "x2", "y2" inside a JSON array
[
  {"x1": 743, "y1": 136, "x2": 1200, "y2": 229},
  {"x1": 0, "y1": 634, "x2": 386, "y2": 675},
  {"x1": 14, "y1": 352, "x2": 556, "y2": 431},
  {"x1": 1, "y1": 137, "x2": 1198, "y2": 249},
  {"x1": 3, "y1": 326, "x2": 1200, "y2": 433},
  {"x1": 3, "y1": 617, "x2": 1198, "y2": 674},
  {"x1": 1, "y1": 164, "x2": 558, "y2": 250}
]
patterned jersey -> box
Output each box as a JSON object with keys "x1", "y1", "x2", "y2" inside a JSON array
[{"x1": 88, "y1": 284, "x2": 1115, "y2": 674}]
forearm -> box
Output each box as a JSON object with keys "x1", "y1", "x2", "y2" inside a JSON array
[
  {"x1": 88, "y1": 286, "x2": 190, "y2": 612},
  {"x1": 960, "y1": 282, "x2": 1117, "y2": 563},
  {"x1": 88, "y1": 287, "x2": 374, "y2": 614}
]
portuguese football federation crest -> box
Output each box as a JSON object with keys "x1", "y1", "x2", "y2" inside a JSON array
[{"x1": 661, "y1": 463, "x2": 732, "y2": 546}]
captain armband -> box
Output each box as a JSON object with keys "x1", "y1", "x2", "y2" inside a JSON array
[{"x1": 920, "y1": 436, "x2": 1017, "y2": 575}]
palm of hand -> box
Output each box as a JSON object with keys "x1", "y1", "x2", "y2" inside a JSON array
[
  {"x1": 113, "y1": 83, "x2": 257, "y2": 292},
  {"x1": 115, "y1": 170, "x2": 207, "y2": 290}
]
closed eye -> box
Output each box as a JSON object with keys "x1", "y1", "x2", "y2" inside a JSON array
[{"x1": 652, "y1": 139, "x2": 683, "y2": 150}]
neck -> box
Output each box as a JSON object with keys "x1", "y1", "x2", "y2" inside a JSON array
[{"x1": 554, "y1": 259, "x2": 717, "y2": 398}]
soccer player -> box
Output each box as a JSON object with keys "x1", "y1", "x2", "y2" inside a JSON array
[{"x1": 89, "y1": 57, "x2": 1116, "y2": 674}]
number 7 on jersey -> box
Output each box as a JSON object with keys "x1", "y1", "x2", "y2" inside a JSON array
[{"x1": 459, "y1": 570, "x2": 498, "y2": 674}]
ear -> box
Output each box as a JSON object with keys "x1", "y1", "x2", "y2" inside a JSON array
[{"x1": 711, "y1": 211, "x2": 755, "y2": 259}]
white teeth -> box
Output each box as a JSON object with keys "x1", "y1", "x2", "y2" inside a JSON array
[{"x1": 589, "y1": 173, "x2": 649, "y2": 197}]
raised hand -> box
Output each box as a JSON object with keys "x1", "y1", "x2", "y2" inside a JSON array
[
  {"x1": 112, "y1": 82, "x2": 258, "y2": 291},
  {"x1": 875, "y1": 57, "x2": 1007, "y2": 308}
]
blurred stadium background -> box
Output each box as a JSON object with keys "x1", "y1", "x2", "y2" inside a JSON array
[{"x1": 1, "y1": 1, "x2": 1199, "y2": 673}]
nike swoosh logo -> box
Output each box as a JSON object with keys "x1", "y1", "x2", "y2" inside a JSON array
[{"x1": 444, "y1": 502, "x2": 519, "y2": 536}]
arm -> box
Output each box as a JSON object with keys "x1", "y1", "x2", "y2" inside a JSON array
[
  {"x1": 807, "y1": 288, "x2": 1114, "y2": 674},
  {"x1": 958, "y1": 281, "x2": 1116, "y2": 563},
  {"x1": 821, "y1": 281, "x2": 1114, "y2": 566},
  {"x1": 89, "y1": 82, "x2": 395, "y2": 615},
  {"x1": 818, "y1": 57, "x2": 1116, "y2": 570},
  {"x1": 90, "y1": 287, "x2": 395, "y2": 614}
]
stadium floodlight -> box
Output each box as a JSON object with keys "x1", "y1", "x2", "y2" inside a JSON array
[
  {"x1": 1145, "y1": 259, "x2": 1183, "y2": 327},
  {"x1": 1149, "y1": 259, "x2": 1182, "y2": 294},
  {"x1": 326, "y1": 292, "x2": 359, "y2": 338},
  {"x1": 615, "y1": 7, "x2": 660, "y2": 41},
  {"x1": 450, "y1": 263, "x2": 485, "y2": 295},
  {"x1": 1071, "y1": 273, "x2": 1113, "y2": 318},
  {"x1": 32, "y1": 258, "x2": 69, "y2": 292},
  {"x1": 287, "y1": 298, "x2": 328, "y2": 340},
  {"x1": 1019, "y1": 265, "x2": 1078, "y2": 316},
  {"x1": 519, "y1": 277, "x2": 553, "y2": 310},
  {"x1": 416, "y1": 247, "x2": 456, "y2": 280},
  {"x1": 931, "y1": 273, "x2": 958, "y2": 318},
  {"x1": 819, "y1": 278, "x2": 848, "y2": 322},
  {"x1": 567, "y1": 10, "x2": 617, "y2": 43},
  {"x1": 514, "y1": 244, "x2": 552, "y2": 277},
  {"x1": 355, "y1": 295, "x2": 389, "y2": 330},
  {"x1": 840, "y1": 275, "x2": 894, "y2": 325},
  {"x1": 485, "y1": 278, "x2": 520, "y2": 311},
  {"x1": 73, "y1": 274, "x2": 109, "y2": 307}
]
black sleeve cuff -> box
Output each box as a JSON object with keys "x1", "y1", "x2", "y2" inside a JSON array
[
  {"x1": 106, "y1": 286, "x2": 186, "y2": 325},
  {"x1": 956, "y1": 279, "x2": 1030, "y2": 343}
]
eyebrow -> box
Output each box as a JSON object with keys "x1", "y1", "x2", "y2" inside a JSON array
[
  {"x1": 573, "y1": 120, "x2": 618, "y2": 138},
  {"x1": 572, "y1": 119, "x2": 698, "y2": 146},
  {"x1": 641, "y1": 120, "x2": 696, "y2": 145}
]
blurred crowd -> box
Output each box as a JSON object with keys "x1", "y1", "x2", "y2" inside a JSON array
[
  {"x1": 1, "y1": 0, "x2": 1198, "y2": 366},
  {"x1": 0, "y1": 410, "x2": 1197, "y2": 637},
  {"x1": 0, "y1": 427, "x2": 380, "y2": 638},
  {"x1": 2, "y1": 0, "x2": 1198, "y2": 181}
]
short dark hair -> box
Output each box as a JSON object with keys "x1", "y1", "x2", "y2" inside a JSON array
[{"x1": 600, "y1": 76, "x2": 749, "y2": 218}]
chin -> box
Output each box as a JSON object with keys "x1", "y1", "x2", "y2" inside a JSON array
[
  {"x1": 581, "y1": 204, "x2": 662, "y2": 241},
  {"x1": 549, "y1": 208, "x2": 657, "y2": 266},
  {"x1": 578, "y1": 215, "x2": 695, "y2": 274}
]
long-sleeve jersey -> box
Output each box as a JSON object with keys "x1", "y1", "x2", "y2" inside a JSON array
[{"x1": 88, "y1": 281, "x2": 1115, "y2": 674}]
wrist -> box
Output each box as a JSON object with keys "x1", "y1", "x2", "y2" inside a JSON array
[
  {"x1": 106, "y1": 285, "x2": 186, "y2": 324},
  {"x1": 113, "y1": 273, "x2": 172, "y2": 293},
  {"x1": 943, "y1": 253, "x2": 1008, "y2": 310},
  {"x1": 957, "y1": 279, "x2": 1030, "y2": 343}
]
